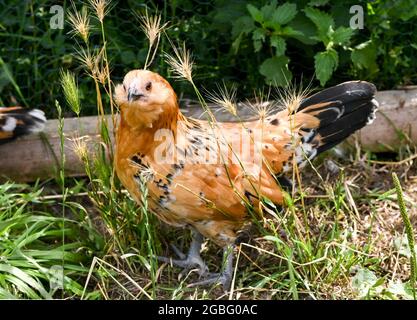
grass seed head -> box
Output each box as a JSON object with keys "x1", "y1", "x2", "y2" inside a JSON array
[
  {"x1": 276, "y1": 80, "x2": 312, "y2": 115},
  {"x1": 75, "y1": 46, "x2": 107, "y2": 84},
  {"x1": 206, "y1": 84, "x2": 238, "y2": 117},
  {"x1": 165, "y1": 42, "x2": 194, "y2": 83},
  {"x1": 67, "y1": 3, "x2": 90, "y2": 44},
  {"x1": 245, "y1": 89, "x2": 275, "y2": 120},
  {"x1": 137, "y1": 10, "x2": 168, "y2": 49},
  {"x1": 89, "y1": 0, "x2": 112, "y2": 22},
  {"x1": 60, "y1": 69, "x2": 81, "y2": 116},
  {"x1": 93, "y1": 46, "x2": 108, "y2": 84},
  {"x1": 74, "y1": 47, "x2": 95, "y2": 73},
  {"x1": 71, "y1": 135, "x2": 90, "y2": 163},
  {"x1": 136, "y1": 9, "x2": 168, "y2": 70}
]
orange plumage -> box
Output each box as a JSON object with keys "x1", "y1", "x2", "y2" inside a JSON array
[{"x1": 114, "y1": 69, "x2": 378, "y2": 289}]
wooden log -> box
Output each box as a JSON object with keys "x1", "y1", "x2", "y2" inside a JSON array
[
  {"x1": 353, "y1": 87, "x2": 417, "y2": 152},
  {"x1": 1, "y1": 88, "x2": 416, "y2": 182},
  {"x1": 0, "y1": 115, "x2": 115, "y2": 183}
]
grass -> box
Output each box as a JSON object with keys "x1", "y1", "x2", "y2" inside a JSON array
[
  {"x1": 2, "y1": 154, "x2": 416, "y2": 300},
  {"x1": 0, "y1": 182, "x2": 102, "y2": 299},
  {"x1": 1, "y1": 2, "x2": 417, "y2": 300}
]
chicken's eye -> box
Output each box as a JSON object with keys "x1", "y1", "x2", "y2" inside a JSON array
[{"x1": 145, "y1": 82, "x2": 152, "y2": 91}]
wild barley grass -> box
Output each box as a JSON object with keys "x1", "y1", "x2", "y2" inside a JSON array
[
  {"x1": 67, "y1": 3, "x2": 90, "y2": 44},
  {"x1": 165, "y1": 42, "x2": 194, "y2": 83},
  {"x1": 60, "y1": 70, "x2": 81, "y2": 116},
  {"x1": 137, "y1": 177, "x2": 158, "y2": 297},
  {"x1": 137, "y1": 9, "x2": 168, "y2": 70},
  {"x1": 63, "y1": 7, "x2": 165, "y2": 295},
  {"x1": 55, "y1": 100, "x2": 67, "y2": 299},
  {"x1": 206, "y1": 84, "x2": 238, "y2": 117},
  {"x1": 88, "y1": 0, "x2": 113, "y2": 23},
  {"x1": 392, "y1": 172, "x2": 416, "y2": 299}
]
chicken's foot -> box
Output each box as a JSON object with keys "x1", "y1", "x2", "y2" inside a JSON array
[
  {"x1": 188, "y1": 245, "x2": 234, "y2": 291},
  {"x1": 157, "y1": 230, "x2": 209, "y2": 276}
]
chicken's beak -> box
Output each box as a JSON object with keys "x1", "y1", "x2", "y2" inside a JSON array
[{"x1": 128, "y1": 88, "x2": 145, "y2": 102}]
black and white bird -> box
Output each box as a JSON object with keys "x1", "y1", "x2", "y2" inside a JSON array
[{"x1": 0, "y1": 106, "x2": 46, "y2": 145}]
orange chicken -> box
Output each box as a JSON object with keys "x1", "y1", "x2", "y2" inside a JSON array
[{"x1": 114, "y1": 70, "x2": 378, "y2": 289}]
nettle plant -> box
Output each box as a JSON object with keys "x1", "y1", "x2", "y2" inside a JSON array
[{"x1": 232, "y1": 1, "x2": 372, "y2": 87}]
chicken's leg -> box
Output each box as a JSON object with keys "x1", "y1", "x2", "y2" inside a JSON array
[
  {"x1": 157, "y1": 229, "x2": 208, "y2": 276},
  {"x1": 188, "y1": 245, "x2": 234, "y2": 291}
]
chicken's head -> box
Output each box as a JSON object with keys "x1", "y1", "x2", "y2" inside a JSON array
[{"x1": 115, "y1": 70, "x2": 178, "y2": 128}]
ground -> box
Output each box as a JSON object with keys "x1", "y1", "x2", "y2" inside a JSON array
[{"x1": 77, "y1": 143, "x2": 417, "y2": 300}]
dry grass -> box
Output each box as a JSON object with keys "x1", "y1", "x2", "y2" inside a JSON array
[{"x1": 83, "y1": 145, "x2": 416, "y2": 300}]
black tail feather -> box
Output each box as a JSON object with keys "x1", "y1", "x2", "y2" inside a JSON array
[
  {"x1": 299, "y1": 81, "x2": 377, "y2": 111},
  {"x1": 297, "y1": 81, "x2": 378, "y2": 158}
]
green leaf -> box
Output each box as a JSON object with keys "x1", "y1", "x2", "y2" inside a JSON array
[
  {"x1": 252, "y1": 28, "x2": 266, "y2": 52},
  {"x1": 387, "y1": 0, "x2": 417, "y2": 21},
  {"x1": 270, "y1": 35, "x2": 286, "y2": 56},
  {"x1": 0, "y1": 288, "x2": 18, "y2": 299},
  {"x1": 304, "y1": 7, "x2": 334, "y2": 34},
  {"x1": 351, "y1": 267, "x2": 378, "y2": 298},
  {"x1": 259, "y1": 56, "x2": 292, "y2": 86},
  {"x1": 232, "y1": 16, "x2": 255, "y2": 38},
  {"x1": 272, "y1": 3, "x2": 297, "y2": 25},
  {"x1": 308, "y1": 0, "x2": 329, "y2": 6},
  {"x1": 263, "y1": 235, "x2": 284, "y2": 249},
  {"x1": 213, "y1": 2, "x2": 249, "y2": 31},
  {"x1": 314, "y1": 49, "x2": 338, "y2": 86},
  {"x1": 387, "y1": 281, "x2": 415, "y2": 300},
  {"x1": 263, "y1": 235, "x2": 281, "y2": 243},
  {"x1": 281, "y1": 26, "x2": 304, "y2": 37},
  {"x1": 331, "y1": 26, "x2": 354, "y2": 46},
  {"x1": 232, "y1": 33, "x2": 243, "y2": 54},
  {"x1": 260, "y1": 0, "x2": 277, "y2": 22},
  {"x1": 247, "y1": 4, "x2": 263, "y2": 23},
  {"x1": 351, "y1": 41, "x2": 378, "y2": 73},
  {"x1": 253, "y1": 41, "x2": 262, "y2": 52},
  {"x1": 287, "y1": 15, "x2": 318, "y2": 45},
  {"x1": 394, "y1": 234, "x2": 417, "y2": 258},
  {"x1": 0, "y1": 264, "x2": 52, "y2": 299}
]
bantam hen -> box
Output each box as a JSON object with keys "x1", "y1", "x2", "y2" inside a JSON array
[
  {"x1": 0, "y1": 106, "x2": 46, "y2": 145},
  {"x1": 114, "y1": 70, "x2": 378, "y2": 289}
]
